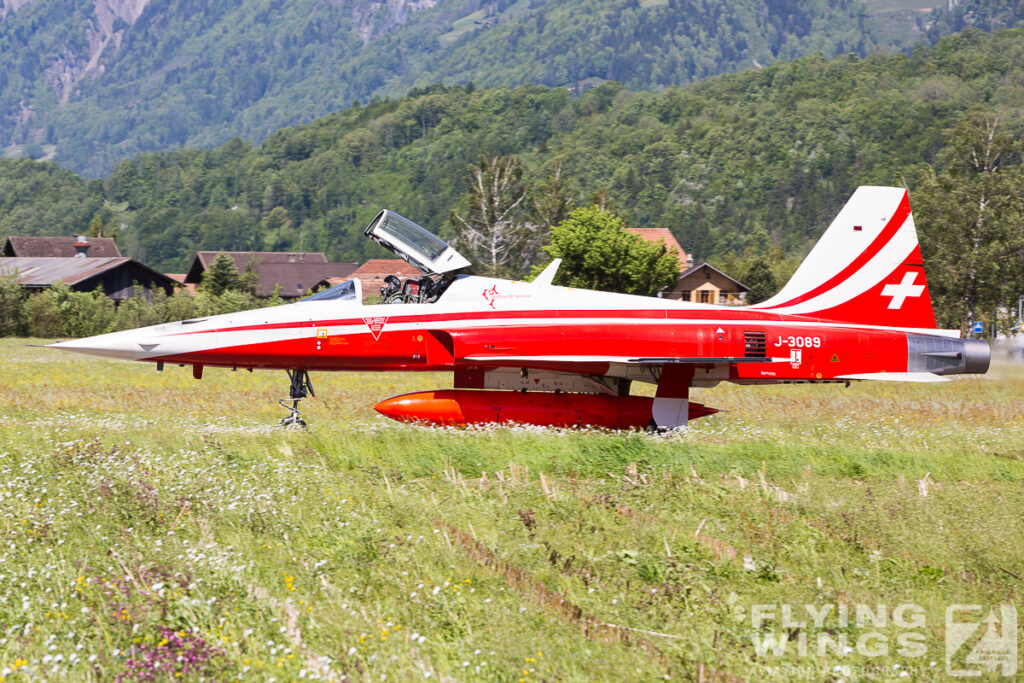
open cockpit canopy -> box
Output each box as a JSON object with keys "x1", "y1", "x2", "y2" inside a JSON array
[{"x1": 363, "y1": 210, "x2": 470, "y2": 275}]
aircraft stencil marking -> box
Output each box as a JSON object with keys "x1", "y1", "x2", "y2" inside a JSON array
[{"x1": 775, "y1": 336, "x2": 822, "y2": 348}]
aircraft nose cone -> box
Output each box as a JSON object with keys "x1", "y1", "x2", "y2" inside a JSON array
[{"x1": 49, "y1": 329, "x2": 159, "y2": 361}]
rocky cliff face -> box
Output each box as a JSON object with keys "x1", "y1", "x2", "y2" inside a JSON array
[
  {"x1": 2, "y1": 0, "x2": 453, "y2": 162},
  {"x1": 352, "y1": 0, "x2": 438, "y2": 45},
  {"x1": 43, "y1": 0, "x2": 152, "y2": 105},
  {"x1": 1, "y1": 0, "x2": 37, "y2": 20},
  {"x1": 19, "y1": 0, "x2": 437, "y2": 108}
]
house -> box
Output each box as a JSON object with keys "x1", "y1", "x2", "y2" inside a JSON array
[
  {"x1": 164, "y1": 274, "x2": 197, "y2": 296},
  {"x1": 3, "y1": 235, "x2": 121, "y2": 258},
  {"x1": 625, "y1": 228, "x2": 690, "y2": 267},
  {"x1": 626, "y1": 227, "x2": 748, "y2": 304},
  {"x1": 670, "y1": 262, "x2": 749, "y2": 305},
  {"x1": 183, "y1": 251, "x2": 358, "y2": 298},
  {"x1": 0, "y1": 257, "x2": 178, "y2": 301}
]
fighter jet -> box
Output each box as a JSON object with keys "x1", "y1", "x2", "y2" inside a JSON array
[{"x1": 50, "y1": 186, "x2": 989, "y2": 429}]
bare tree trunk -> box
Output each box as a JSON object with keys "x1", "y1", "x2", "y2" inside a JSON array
[{"x1": 450, "y1": 155, "x2": 541, "y2": 277}]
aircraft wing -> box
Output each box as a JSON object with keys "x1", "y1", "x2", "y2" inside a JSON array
[
  {"x1": 461, "y1": 355, "x2": 781, "y2": 365},
  {"x1": 836, "y1": 372, "x2": 950, "y2": 382}
]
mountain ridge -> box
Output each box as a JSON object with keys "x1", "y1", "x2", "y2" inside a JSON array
[
  {"x1": 2, "y1": 26, "x2": 1022, "y2": 280},
  {"x1": 3, "y1": 0, "x2": 1022, "y2": 176}
]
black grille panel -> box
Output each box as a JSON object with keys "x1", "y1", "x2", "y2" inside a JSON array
[{"x1": 744, "y1": 331, "x2": 767, "y2": 358}]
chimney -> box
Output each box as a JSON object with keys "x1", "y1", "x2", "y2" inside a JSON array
[{"x1": 74, "y1": 235, "x2": 90, "y2": 258}]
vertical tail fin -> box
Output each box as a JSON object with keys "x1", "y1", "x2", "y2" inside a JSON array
[{"x1": 753, "y1": 186, "x2": 937, "y2": 329}]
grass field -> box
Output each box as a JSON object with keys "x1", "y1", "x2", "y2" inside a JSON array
[{"x1": 0, "y1": 338, "x2": 1021, "y2": 681}]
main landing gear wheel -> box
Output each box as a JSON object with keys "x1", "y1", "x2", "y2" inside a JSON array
[{"x1": 279, "y1": 369, "x2": 314, "y2": 428}]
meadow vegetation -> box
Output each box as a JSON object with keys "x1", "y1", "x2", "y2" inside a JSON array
[{"x1": 1, "y1": 339, "x2": 1021, "y2": 680}]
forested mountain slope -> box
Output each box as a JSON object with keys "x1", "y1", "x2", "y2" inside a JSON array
[
  {"x1": 2, "y1": 0, "x2": 1022, "y2": 175},
  {"x1": 1, "y1": 27, "x2": 1023, "y2": 274}
]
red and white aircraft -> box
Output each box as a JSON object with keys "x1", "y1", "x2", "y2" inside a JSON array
[{"x1": 51, "y1": 186, "x2": 989, "y2": 429}]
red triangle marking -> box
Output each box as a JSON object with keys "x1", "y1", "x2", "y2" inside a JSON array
[{"x1": 363, "y1": 316, "x2": 389, "y2": 341}]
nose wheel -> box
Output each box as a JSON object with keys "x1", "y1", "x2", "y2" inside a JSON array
[{"x1": 279, "y1": 369, "x2": 314, "y2": 428}]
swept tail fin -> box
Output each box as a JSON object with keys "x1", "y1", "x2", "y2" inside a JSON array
[{"x1": 753, "y1": 186, "x2": 937, "y2": 329}]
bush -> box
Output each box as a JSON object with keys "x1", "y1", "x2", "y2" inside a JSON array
[
  {"x1": 23, "y1": 286, "x2": 65, "y2": 337},
  {"x1": 0, "y1": 275, "x2": 28, "y2": 336},
  {"x1": 3, "y1": 282, "x2": 285, "y2": 339}
]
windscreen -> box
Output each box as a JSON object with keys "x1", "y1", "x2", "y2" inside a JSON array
[{"x1": 301, "y1": 279, "x2": 357, "y2": 302}]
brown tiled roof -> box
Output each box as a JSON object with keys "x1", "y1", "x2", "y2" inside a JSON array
[
  {"x1": 349, "y1": 259, "x2": 422, "y2": 287},
  {"x1": 182, "y1": 251, "x2": 356, "y2": 297},
  {"x1": 184, "y1": 251, "x2": 328, "y2": 283},
  {"x1": 625, "y1": 228, "x2": 687, "y2": 263},
  {"x1": 0, "y1": 257, "x2": 177, "y2": 289},
  {"x1": 3, "y1": 236, "x2": 122, "y2": 258},
  {"x1": 254, "y1": 262, "x2": 358, "y2": 298},
  {"x1": 197, "y1": 250, "x2": 327, "y2": 268}
]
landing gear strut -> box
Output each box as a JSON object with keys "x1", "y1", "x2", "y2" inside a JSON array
[{"x1": 279, "y1": 369, "x2": 314, "y2": 428}]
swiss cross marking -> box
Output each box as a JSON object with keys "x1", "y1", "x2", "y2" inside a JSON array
[
  {"x1": 881, "y1": 272, "x2": 925, "y2": 310},
  {"x1": 363, "y1": 316, "x2": 389, "y2": 341}
]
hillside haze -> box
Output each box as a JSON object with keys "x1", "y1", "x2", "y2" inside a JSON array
[
  {"x1": 3, "y1": 0, "x2": 1022, "y2": 175},
  {"x1": 2, "y1": 26, "x2": 1023, "y2": 280}
]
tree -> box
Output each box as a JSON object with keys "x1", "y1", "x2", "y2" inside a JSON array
[
  {"x1": 743, "y1": 258, "x2": 777, "y2": 304},
  {"x1": 542, "y1": 206, "x2": 679, "y2": 296},
  {"x1": 912, "y1": 111, "x2": 1024, "y2": 333},
  {"x1": 238, "y1": 257, "x2": 260, "y2": 296},
  {"x1": 529, "y1": 160, "x2": 576, "y2": 231},
  {"x1": 0, "y1": 275, "x2": 27, "y2": 337},
  {"x1": 450, "y1": 155, "x2": 544, "y2": 278},
  {"x1": 87, "y1": 215, "x2": 117, "y2": 240},
  {"x1": 588, "y1": 187, "x2": 617, "y2": 213},
  {"x1": 263, "y1": 206, "x2": 292, "y2": 243},
  {"x1": 202, "y1": 254, "x2": 242, "y2": 295}
]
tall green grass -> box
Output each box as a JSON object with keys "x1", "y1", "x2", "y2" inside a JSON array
[{"x1": 1, "y1": 338, "x2": 1021, "y2": 680}]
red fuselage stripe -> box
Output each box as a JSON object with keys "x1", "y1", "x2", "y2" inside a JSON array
[{"x1": 169, "y1": 307, "x2": 797, "y2": 337}]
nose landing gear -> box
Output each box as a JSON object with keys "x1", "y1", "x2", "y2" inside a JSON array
[{"x1": 280, "y1": 369, "x2": 314, "y2": 428}]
